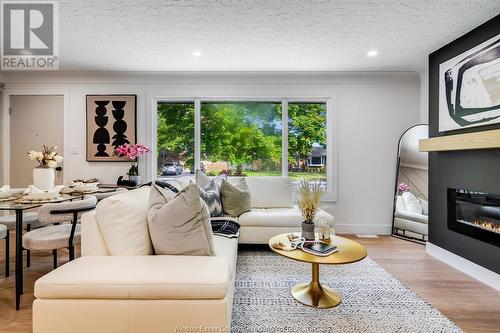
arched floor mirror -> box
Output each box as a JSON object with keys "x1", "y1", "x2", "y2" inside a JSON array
[{"x1": 392, "y1": 124, "x2": 429, "y2": 244}]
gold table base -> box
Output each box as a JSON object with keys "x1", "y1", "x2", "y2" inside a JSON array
[{"x1": 291, "y1": 262, "x2": 341, "y2": 308}]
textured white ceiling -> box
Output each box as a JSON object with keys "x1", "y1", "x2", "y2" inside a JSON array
[{"x1": 56, "y1": 0, "x2": 500, "y2": 71}]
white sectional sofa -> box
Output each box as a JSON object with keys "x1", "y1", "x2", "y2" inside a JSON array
[{"x1": 33, "y1": 177, "x2": 334, "y2": 333}]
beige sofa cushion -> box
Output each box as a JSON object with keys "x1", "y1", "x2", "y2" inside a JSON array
[
  {"x1": 213, "y1": 236, "x2": 238, "y2": 278},
  {"x1": 147, "y1": 184, "x2": 215, "y2": 256},
  {"x1": 220, "y1": 178, "x2": 251, "y2": 217},
  {"x1": 96, "y1": 187, "x2": 153, "y2": 256},
  {"x1": 238, "y1": 205, "x2": 334, "y2": 227},
  {"x1": 245, "y1": 177, "x2": 293, "y2": 208},
  {"x1": 81, "y1": 210, "x2": 110, "y2": 256},
  {"x1": 34, "y1": 255, "x2": 230, "y2": 300}
]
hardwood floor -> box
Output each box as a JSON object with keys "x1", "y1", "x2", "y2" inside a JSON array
[
  {"x1": 0, "y1": 234, "x2": 499, "y2": 332},
  {"x1": 355, "y1": 236, "x2": 500, "y2": 333}
]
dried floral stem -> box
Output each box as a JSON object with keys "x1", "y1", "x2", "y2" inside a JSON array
[{"x1": 297, "y1": 178, "x2": 324, "y2": 224}]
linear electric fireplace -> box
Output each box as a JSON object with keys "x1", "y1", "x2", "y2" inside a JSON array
[{"x1": 448, "y1": 188, "x2": 500, "y2": 247}]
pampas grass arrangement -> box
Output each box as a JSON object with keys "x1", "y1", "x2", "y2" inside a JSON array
[{"x1": 297, "y1": 178, "x2": 324, "y2": 224}]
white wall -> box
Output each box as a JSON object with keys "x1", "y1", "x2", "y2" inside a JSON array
[
  {"x1": 419, "y1": 68, "x2": 429, "y2": 123},
  {"x1": 326, "y1": 84, "x2": 420, "y2": 234},
  {"x1": 1, "y1": 71, "x2": 420, "y2": 234}
]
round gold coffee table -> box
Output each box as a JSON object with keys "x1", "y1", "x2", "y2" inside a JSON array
[{"x1": 268, "y1": 233, "x2": 367, "y2": 309}]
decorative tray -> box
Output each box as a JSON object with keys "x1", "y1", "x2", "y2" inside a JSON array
[
  {"x1": 0, "y1": 196, "x2": 15, "y2": 202},
  {"x1": 16, "y1": 196, "x2": 64, "y2": 204}
]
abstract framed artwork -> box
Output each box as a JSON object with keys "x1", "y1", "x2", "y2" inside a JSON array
[
  {"x1": 86, "y1": 94, "x2": 137, "y2": 161},
  {"x1": 438, "y1": 33, "x2": 500, "y2": 132}
]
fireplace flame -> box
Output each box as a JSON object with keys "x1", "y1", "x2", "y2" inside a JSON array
[{"x1": 473, "y1": 218, "x2": 500, "y2": 234}]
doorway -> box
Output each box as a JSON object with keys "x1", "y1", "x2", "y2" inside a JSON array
[{"x1": 9, "y1": 95, "x2": 64, "y2": 187}]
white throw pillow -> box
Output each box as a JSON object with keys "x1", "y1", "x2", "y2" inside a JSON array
[
  {"x1": 420, "y1": 198, "x2": 429, "y2": 215},
  {"x1": 245, "y1": 177, "x2": 293, "y2": 208},
  {"x1": 96, "y1": 187, "x2": 153, "y2": 256},
  {"x1": 147, "y1": 183, "x2": 215, "y2": 256},
  {"x1": 402, "y1": 192, "x2": 423, "y2": 214}
]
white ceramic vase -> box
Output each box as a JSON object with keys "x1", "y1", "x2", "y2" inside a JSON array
[{"x1": 33, "y1": 166, "x2": 55, "y2": 191}]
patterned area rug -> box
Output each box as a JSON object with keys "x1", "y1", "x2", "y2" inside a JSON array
[{"x1": 232, "y1": 249, "x2": 463, "y2": 333}]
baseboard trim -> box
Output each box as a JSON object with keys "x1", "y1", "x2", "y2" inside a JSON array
[
  {"x1": 334, "y1": 224, "x2": 392, "y2": 235},
  {"x1": 426, "y1": 242, "x2": 500, "y2": 291}
]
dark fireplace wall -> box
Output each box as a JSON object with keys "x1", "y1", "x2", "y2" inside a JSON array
[{"x1": 429, "y1": 14, "x2": 500, "y2": 274}]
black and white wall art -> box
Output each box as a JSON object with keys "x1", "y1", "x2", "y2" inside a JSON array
[
  {"x1": 86, "y1": 95, "x2": 137, "y2": 161},
  {"x1": 439, "y1": 33, "x2": 500, "y2": 132}
]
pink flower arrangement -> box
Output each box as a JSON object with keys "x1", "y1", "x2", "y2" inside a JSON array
[
  {"x1": 398, "y1": 182, "x2": 410, "y2": 193},
  {"x1": 114, "y1": 144, "x2": 151, "y2": 177},
  {"x1": 114, "y1": 143, "x2": 150, "y2": 160}
]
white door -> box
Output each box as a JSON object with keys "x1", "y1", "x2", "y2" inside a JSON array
[{"x1": 9, "y1": 95, "x2": 64, "y2": 187}]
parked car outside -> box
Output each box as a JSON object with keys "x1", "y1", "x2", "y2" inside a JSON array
[{"x1": 162, "y1": 161, "x2": 183, "y2": 175}]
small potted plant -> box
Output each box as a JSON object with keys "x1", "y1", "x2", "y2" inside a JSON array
[
  {"x1": 114, "y1": 143, "x2": 151, "y2": 184},
  {"x1": 28, "y1": 145, "x2": 64, "y2": 190},
  {"x1": 297, "y1": 178, "x2": 324, "y2": 240}
]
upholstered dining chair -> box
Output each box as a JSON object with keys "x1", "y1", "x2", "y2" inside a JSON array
[
  {"x1": 92, "y1": 187, "x2": 127, "y2": 201},
  {"x1": 0, "y1": 224, "x2": 7, "y2": 276},
  {"x1": 22, "y1": 195, "x2": 97, "y2": 269},
  {"x1": 0, "y1": 212, "x2": 42, "y2": 276}
]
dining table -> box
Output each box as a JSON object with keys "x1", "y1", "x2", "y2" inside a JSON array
[{"x1": 0, "y1": 193, "x2": 85, "y2": 310}]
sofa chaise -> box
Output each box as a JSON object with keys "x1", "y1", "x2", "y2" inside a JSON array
[{"x1": 32, "y1": 177, "x2": 335, "y2": 333}]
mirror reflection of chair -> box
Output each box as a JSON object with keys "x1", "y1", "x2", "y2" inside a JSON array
[{"x1": 392, "y1": 124, "x2": 429, "y2": 244}]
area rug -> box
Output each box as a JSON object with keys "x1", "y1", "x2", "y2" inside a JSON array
[{"x1": 232, "y1": 249, "x2": 463, "y2": 333}]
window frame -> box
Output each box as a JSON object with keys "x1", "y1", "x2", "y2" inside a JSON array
[{"x1": 151, "y1": 96, "x2": 337, "y2": 202}]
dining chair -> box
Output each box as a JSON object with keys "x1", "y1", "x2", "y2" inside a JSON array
[
  {"x1": 0, "y1": 211, "x2": 42, "y2": 277},
  {"x1": 0, "y1": 188, "x2": 45, "y2": 276},
  {"x1": 22, "y1": 195, "x2": 97, "y2": 269},
  {"x1": 92, "y1": 187, "x2": 128, "y2": 201},
  {"x1": 0, "y1": 224, "x2": 7, "y2": 276}
]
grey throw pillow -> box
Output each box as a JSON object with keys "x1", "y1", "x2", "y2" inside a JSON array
[
  {"x1": 220, "y1": 178, "x2": 251, "y2": 217},
  {"x1": 147, "y1": 183, "x2": 215, "y2": 256},
  {"x1": 195, "y1": 170, "x2": 225, "y2": 217},
  {"x1": 199, "y1": 181, "x2": 223, "y2": 217}
]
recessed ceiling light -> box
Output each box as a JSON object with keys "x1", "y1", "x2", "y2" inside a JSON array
[
  {"x1": 192, "y1": 50, "x2": 202, "y2": 57},
  {"x1": 367, "y1": 50, "x2": 378, "y2": 57}
]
